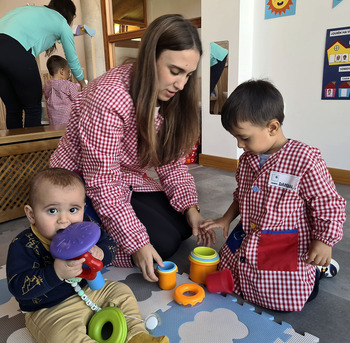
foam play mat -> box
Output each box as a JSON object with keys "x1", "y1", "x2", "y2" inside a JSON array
[{"x1": 0, "y1": 265, "x2": 319, "y2": 343}]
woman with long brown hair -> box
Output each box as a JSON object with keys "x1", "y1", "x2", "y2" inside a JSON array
[{"x1": 50, "y1": 14, "x2": 215, "y2": 282}]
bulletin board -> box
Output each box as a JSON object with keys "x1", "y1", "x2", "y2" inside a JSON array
[{"x1": 322, "y1": 26, "x2": 350, "y2": 100}]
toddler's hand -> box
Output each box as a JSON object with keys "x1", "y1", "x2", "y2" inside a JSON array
[
  {"x1": 200, "y1": 217, "x2": 231, "y2": 239},
  {"x1": 54, "y1": 257, "x2": 85, "y2": 281},
  {"x1": 306, "y1": 240, "x2": 332, "y2": 267}
]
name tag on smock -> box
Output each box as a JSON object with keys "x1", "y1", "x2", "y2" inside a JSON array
[{"x1": 269, "y1": 171, "x2": 300, "y2": 191}]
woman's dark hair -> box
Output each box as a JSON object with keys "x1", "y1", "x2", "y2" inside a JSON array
[
  {"x1": 130, "y1": 14, "x2": 202, "y2": 167},
  {"x1": 221, "y1": 79, "x2": 285, "y2": 132},
  {"x1": 45, "y1": 0, "x2": 76, "y2": 56},
  {"x1": 47, "y1": 0, "x2": 76, "y2": 25},
  {"x1": 46, "y1": 55, "x2": 68, "y2": 76}
]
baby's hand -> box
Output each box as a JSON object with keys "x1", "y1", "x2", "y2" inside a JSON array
[
  {"x1": 54, "y1": 257, "x2": 85, "y2": 281},
  {"x1": 90, "y1": 245, "x2": 104, "y2": 261},
  {"x1": 306, "y1": 240, "x2": 332, "y2": 267}
]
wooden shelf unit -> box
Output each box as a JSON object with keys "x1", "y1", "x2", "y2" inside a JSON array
[{"x1": 0, "y1": 125, "x2": 66, "y2": 223}]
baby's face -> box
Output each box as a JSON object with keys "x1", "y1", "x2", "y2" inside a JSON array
[{"x1": 30, "y1": 181, "x2": 85, "y2": 240}]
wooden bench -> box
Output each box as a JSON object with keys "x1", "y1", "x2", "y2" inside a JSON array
[{"x1": 0, "y1": 125, "x2": 66, "y2": 223}]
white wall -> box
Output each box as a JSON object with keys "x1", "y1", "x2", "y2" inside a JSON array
[
  {"x1": 115, "y1": 46, "x2": 139, "y2": 66},
  {"x1": 252, "y1": 1, "x2": 350, "y2": 170},
  {"x1": 80, "y1": 0, "x2": 106, "y2": 79},
  {"x1": 201, "y1": 0, "x2": 350, "y2": 170},
  {"x1": 201, "y1": 0, "x2": 249, "y2": 160}
]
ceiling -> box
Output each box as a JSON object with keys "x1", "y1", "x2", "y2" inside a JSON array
[{"x1": 112, "y1": 0, "x2": 145, "y2": 23}]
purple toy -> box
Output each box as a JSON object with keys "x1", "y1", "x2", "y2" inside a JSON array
[{"x1": 50, "y1": 222, "x2": 105, "y2": 290}]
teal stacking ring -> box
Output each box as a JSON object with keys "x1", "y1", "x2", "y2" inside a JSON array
[
  {"x1": 190, "y1": 251, "x2": 220, "y2": 263},
  {"x1": 157, "y1": 261, "x2": 177, "y2": 273}
]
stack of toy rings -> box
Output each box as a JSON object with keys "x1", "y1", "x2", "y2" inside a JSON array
[
  {"x1": 157, "y1": 261, "x2": 178, "y2": 290},
  {"x1": 188, "y1": 247, "x2": 220, "y2": 284}
]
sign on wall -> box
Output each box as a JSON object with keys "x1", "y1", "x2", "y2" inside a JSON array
[
  {"x1": 265, "y1": 0, "x2": 296, "y2": 20},
  {"x1": 333, "y1": 0, "x2": 344, "y2": 8},
  {"x1": 322, "y1": 26, "x2": 350, "y2": 100}
]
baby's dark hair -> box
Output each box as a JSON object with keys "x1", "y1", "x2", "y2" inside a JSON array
[
  {"x1": 28, "y1": 168, "x2": 84, "y2": 206},
  {"x1": 46, "y1": 55, "x2": 68, "y2": 76},
  {"x1": 221, "y1": 79, "x2": 285, "y2": 131}
]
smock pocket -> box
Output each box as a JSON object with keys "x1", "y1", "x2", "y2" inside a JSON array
[
  {"x1": 226, "y1": 222, "x2": 246, "y2": 254},
  {"x1": 258, "y1": 229, "x2": 298, "y2": 271}
]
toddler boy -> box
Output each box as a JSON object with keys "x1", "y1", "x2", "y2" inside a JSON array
[
  {"x1": 201, "y1": 79, "x2": 346, "y2": 311},
  {"x1": 43, "y1": 55, "x2": 80, "y2": 125}
]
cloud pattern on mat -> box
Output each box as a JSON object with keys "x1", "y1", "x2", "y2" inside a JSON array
[{"x1": 179, "y1": 308, "x2": 248, "y2": 342}]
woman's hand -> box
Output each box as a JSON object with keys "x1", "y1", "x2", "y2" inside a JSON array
[
  {"x1": 78, "y1": 79, "x2": 86, "y2": 89},
  {"x1": 132, "y1": 244, "x2": 164, "y2": 282},
  {"x1": 186, "y1": 207, "x2": 216, "y2": 247}
]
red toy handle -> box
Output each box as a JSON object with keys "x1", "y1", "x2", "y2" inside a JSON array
[{"x1": 74, "y1": 251, "x2": 103, "y2": 281}]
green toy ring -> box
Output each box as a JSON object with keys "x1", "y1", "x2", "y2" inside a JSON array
[{"x1": 88, "y1": 307, "x2": 127, "y2": 343}]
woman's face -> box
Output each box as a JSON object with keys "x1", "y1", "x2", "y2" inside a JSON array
[{"x1": 156, "y1": 49, "x2": 200, "y2": 102}]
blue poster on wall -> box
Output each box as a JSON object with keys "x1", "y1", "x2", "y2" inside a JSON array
[
  {"x1": 333, "y1": 0, "x2": 344, "y2": 8},
  {"x1": 322, "y1": 26, "x2": 350, "y2": 100},
  {"x1": 265, "y1": 0, "x2": 296, "y2": 20}
]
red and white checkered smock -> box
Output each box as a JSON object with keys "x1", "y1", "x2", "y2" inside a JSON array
[
  {"x1": 43, "y1": 79, "x2": 79, "y2": 125},
  {"x1": 50, "y1": 64, "x2": 199, "y2": 267},
  {"x1": 218, "y1": 140, "x2": 346, "y2": 311}
]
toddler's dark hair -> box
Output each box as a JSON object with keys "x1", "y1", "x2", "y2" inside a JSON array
[
  {"x1": 46, "y1": 55, "x2": 69, "y2": 76},
  {"x1": 221, "y1": 79, "x2": 285, "y2": 131}
]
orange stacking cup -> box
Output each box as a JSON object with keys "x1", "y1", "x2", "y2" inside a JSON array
[
  {"x1": 188, "y1": 247, "x2": 220, "y2": 284},
  {"x1": 157, "y1": 261, "x2": 178, "y2": 290}
]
